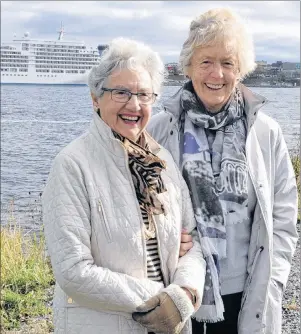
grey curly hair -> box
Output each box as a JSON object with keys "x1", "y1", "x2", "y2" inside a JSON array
[
  {"x1": 88, "y1": 37, "x2": 166, "y2": 98},
  {"x1": 179, "y1": 8, "x2": 257, "y2": 80}
]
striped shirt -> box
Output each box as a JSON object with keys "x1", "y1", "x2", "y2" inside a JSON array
[{"x1": 141, "y1": 209, "x2": 164, "y2": 283}]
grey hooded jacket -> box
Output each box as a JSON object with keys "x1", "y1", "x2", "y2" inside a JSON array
[{"x1": 147, "y1": 84, "x2": 298, "y2": 334}]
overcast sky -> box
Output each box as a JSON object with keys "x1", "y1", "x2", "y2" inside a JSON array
[{"x1": 1, "y1": 1, "x2": 300, "y2": 64}]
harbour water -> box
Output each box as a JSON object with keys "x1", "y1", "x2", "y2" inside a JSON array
[{"x1": 1, "y1": 84, "x2": 300, "y2": 230}]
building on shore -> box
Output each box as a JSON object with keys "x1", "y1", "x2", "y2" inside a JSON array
[{"x1": 165, "y1": 62, "x2": 183, "y2": 75}]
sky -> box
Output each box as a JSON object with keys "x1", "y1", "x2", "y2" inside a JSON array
[{"x1": 1, "y1": 1, "x2": 300, "y2": 64}]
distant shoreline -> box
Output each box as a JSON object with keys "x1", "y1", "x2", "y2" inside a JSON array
[
  {"x1": 163, "y1": 80, "x2": 299, "y2": 88},
  {"x1": 1, "y1": 82, "x2": 298, "y2": 88}
]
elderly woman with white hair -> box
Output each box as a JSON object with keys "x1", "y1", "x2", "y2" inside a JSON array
[
  {"x1": 42, "y1": 37, "x2": 207, "y2": 334},
  {"x1": 148, "y1": 8, "x2": 298, "y2": 334}
]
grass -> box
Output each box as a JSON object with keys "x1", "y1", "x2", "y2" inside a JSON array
[{"x1": 1, "y1": 209, "x2": 55, "y2": 332}]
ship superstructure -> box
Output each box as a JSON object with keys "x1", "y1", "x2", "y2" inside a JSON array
[{"x1": 1, "y1": 25, "x2": 106, "y2": 85}]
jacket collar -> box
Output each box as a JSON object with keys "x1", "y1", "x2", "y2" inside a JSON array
[
  {"x1": 164, "y1": 83, "x2": 269, "y2": 131},
  {"x1": 90, "y1": 112, "x2": 161, "y2": 156},
  {"x1": 238, "y1": 83, "x2": 269, "y2": 131},
  {"x1": 90, "y1": 111, "x2": 121, "y2": 155}
]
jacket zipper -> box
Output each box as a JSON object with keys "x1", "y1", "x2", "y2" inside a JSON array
[{"x1": 98, "y1": 199, "x2": 113, "y2": 243}]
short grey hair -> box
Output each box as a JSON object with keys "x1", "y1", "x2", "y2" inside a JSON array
[
  {"x1": 88, "y1": 37, "x2": 166, "y2": 98},
  {"x1": 179, "y1": 8, "x2": 257, "y2": 80}
]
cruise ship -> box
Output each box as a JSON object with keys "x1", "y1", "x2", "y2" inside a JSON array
[{"x1": 1, "y1": 25, "x2": 107, "y2": 85}]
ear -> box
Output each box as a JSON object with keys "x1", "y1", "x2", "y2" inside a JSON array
[
  {"x1": 91, "y1": 92, "x2": 98, "y2": 104},
  {"x1": 185, "y1": 66, "x2": 192, "y2": 80},
  {"x1": 235, "y1": 66, "x2": 241, "y2": 81},
  {"x1": 91, "y1": 92, "x2": 99, "y2": 110}
]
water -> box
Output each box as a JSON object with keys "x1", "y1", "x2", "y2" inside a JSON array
[{"x1": 1, "y1": 84, "x2": 300, "y2": 230}]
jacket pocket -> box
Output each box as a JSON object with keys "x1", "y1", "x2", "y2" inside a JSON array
[
  {"x1": 241, "y1": 246, "x2": 264, "y2": 308},
  {"x1": 97, "y1": 199, "x2": 113, "y2": 243}
]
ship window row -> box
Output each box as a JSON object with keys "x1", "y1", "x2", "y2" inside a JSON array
[
  {"x1": 35, "y1": 57, "x2": 98, "y2": 62},
  {"x1": 1, "y1": 65, "x2": 92, "y2": 70},
  {"x1": 35, "y1": 52, "x2": 98, "y2": 57},
  {"x1": 1, "y1": 74, "x2": 61, "y2": 78},
  {"x1": 25, "y1": 44, "x2": 86, "y2": 49},
  {"x1": 24, "y1": 48, "x2": 85, "y2": 54},
  {"x1": 1, "y1": 59, "x2": 29, "y2": 63},
  {"x1": 36, "y1": 70, "x2": 86, "y2": 74},
  {"x1": 37, "y1": 75, "x2": 58, "y2": 77},
  {"x1": 36, "y1": 56, "x2": 97, "y2": 60},
  {"x1": 1, "y1": 63, "x2": 95, "y2": 69},
  {"x1": 33, "y1": 69, "x2": 87, "y2": 74},
  {"x1": 1, "y1": 58, "x2": 29, "y2": 62},
  {"x1": 33, "y1": 48, "x2": 93, "y2": 52},
  {"x1": 2, "y1": 74, "x2": 28, "y2": 76},
  {"x1": 1, "y1": 55, "x2": 28, "y2": 59},
  {"x1": 35, "y1": 49, "x2": 83, "y2": 53},
  {"x1": 36, "y1": 66, "x2": 92, "y2": 70},
  {"x1": 1, "y1": 51, "x2": 22, "y2": 55},
  {"x1": 36, "y1": 69, "x2": 80, "y2": 75},
  {"x1": 35, "y1": 65, "x2": 94, "y2": 69},
  {"x1": 35, "y1": 61, "x2": 96, "y2": 65},
  {"x1": 1, "y1": 52, "x2": 97, "y2": 59},
  {"x1": 1, "y1": 64, "x2": 28, "y2": 68},
  {"x1": 2, "y1": 68, "x2": 29, "y2": 72},
  {"x1": 1, "y1": 54, "x2": 28, "y2": 59}
]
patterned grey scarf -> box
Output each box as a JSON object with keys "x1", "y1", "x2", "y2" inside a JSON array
[{"x1": 180, "y1": 81, "x2": 248, "y2": 322}]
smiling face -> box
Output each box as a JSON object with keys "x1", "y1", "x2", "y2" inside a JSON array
[
  {"x1": 187, "y1": 43, "x2": 240, "y2": 112},
  {"x1": 92, "y1": 67, "x2": 154, "y2": 142}
]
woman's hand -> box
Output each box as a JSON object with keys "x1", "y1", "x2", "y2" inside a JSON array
[
  {"x1": 132, "y1": 292, "x2": 182, "y2": 333},
  {"x1": 132, "y1": 285, "x2": 195, "y2": 334},
  {"x1": 179, "y1": 229, "x2": 193, "y2": 257}
]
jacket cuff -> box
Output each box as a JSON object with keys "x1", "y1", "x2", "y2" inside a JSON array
[{"x1": 162, "y1": 284, "x2": 195, "y2": 323}]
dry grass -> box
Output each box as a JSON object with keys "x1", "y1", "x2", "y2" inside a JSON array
[{"x1": 1, "y1": 206, "x2": 54, "y2": 332}]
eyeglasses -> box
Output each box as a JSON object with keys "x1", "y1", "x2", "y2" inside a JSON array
[{"x1": 102, "y1": 88, "x2": 157, "y2": 105}]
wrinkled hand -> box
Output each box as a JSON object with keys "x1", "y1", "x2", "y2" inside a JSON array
[
  {"x1": 132, "y1": 292, "x2": 183, "y2": 334},
  {"x1": 179, "y1": 229, "x2": 193, "y2": 257}
]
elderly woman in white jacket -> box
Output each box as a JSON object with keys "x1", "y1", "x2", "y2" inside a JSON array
[
  {"x1": 148, "y1": 8, "x2": 298, "y2": 334},
  {"x1": 42, "y1": 37, "x2": 206, "y2": 334}
]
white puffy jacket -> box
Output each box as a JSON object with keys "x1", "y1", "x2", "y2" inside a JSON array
[{"x1": 42, "y1": 113, "x2": 206, "y2": 334}]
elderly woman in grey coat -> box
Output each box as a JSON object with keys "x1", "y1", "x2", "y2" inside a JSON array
[
  {"x1": 148, "y1": 8, "x2": 298, "y2": 334},
  {"x1": 42, "y1": 37, "x2": 206, "y2": 334}
]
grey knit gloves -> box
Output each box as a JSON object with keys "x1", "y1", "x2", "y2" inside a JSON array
[{"x1": 132, "y1": 284, "x2": 195, "y2": 334}]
